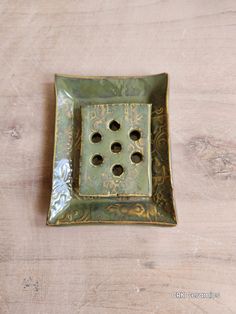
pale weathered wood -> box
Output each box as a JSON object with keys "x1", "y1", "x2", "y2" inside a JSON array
[{"x1": 0, "y1": 0, "x2": 236, "y2": 313}]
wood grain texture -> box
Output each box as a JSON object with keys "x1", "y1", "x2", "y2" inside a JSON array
[{"x1": 0, "y1": 0, "x2": 236, "y2": 313}]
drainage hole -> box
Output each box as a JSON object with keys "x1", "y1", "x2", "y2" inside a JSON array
[
  {"x1": 131, "y1": 152, "x2": 143, "y2": 163},
  {"x1": 91, "y1": 132, "x2": 102, "y2": 143},
  {"x1": 111, "y1": 142, "x2": 122, "y2": 153},
  {"x1": 112, "y1": 164, "x2": 124, "y2": 176},
  {"x1": 130, "y1": 130, "x2": 141, "y2": 141},
  {"x1": 91, "y1": 154, "x2": 103, "y2": 166},
  {"x1": 109, "y1": 120, "x2": 120, "y2": 131}
]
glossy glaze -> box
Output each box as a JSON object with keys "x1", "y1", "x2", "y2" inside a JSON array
[{"x1": 47, "y1": 74, "x2": 176, "y2": 226}]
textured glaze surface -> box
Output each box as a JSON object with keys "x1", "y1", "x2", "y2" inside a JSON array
[
  {"x1": 79, "y1": 103, "x2": 152, "y2": 197},
  {"x1": 47, "y1": 73, "x2": 176, "y2": 226}
]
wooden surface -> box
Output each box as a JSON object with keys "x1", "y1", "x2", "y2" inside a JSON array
[{"x1": 0, "y1": 1, "x2": 236, "y2": 313}]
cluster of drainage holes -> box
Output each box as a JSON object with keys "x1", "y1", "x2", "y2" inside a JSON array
[{"x1": 91, "y1": 120, "x2": 143, "y2": 176}]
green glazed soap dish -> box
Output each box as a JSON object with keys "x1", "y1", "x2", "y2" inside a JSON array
[{"x1": 47, "y1": 73, "x2": 176, "y2": 226}]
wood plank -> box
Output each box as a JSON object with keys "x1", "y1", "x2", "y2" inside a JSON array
[{"x1": 0, "y1": 0, "x2": 236, "y2": 313}]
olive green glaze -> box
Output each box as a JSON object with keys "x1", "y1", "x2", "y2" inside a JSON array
[
  {"x1": 47, "y1": 73, "x2": 177, "y2": 226},
  {"x1": 79, "y1": 103, "x2": 152, "y2": 197}
]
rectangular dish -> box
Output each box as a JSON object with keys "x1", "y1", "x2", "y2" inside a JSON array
[{"x1": 47, "y1": 74, "x2": 176, "y2": 226}]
